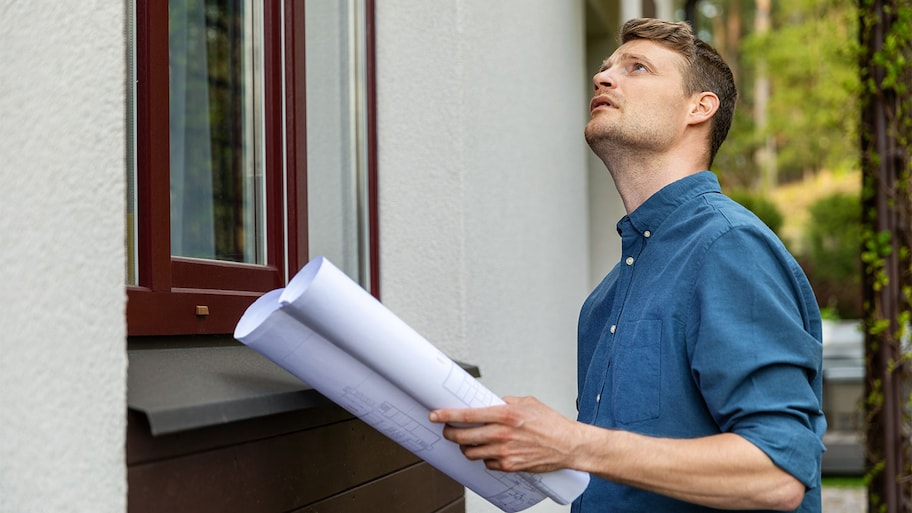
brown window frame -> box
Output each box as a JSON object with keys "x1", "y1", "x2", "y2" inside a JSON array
[{"x1": 128, "y1": 0, "x2": 379, "y2": 336}]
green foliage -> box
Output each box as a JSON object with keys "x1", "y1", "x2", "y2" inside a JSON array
[
  {"x1": 801, "y1": 192, "x2": 863, "y2": 319},
  {"x1": 763, "y1": 2, "x2": 859, "y2": 181},
  {"x1": 861, "y1": 228, "x2": 893, "y2": 293},
  {"x1": 728, "y1": 190, "x2": 784, "y2": 235},
  {"x1": 705, "y1": 0, "x2": 860, "y2": 186}
]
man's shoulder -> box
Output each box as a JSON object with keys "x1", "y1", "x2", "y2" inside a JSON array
[
  {"x1": 690, "y1": 192, "x2": 779, "y2": 239},
  {"x1": 658, "y1": 191, "x2": 769, "y2": 240}
]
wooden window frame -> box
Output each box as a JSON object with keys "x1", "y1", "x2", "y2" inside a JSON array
[{"x1": 128, "y1": 0, "x2": 379, "y2": 336}]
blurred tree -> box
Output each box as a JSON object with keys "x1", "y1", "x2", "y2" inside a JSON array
[
  {"x1": 760, "y1": 0, "x2": 859, "y2": 184},
  {"x1": 753, "y1": 0, "x2": 776, "y2": 194},
  {"x1": 693, "y1": 0, "x2": 859, "y2": 189}
]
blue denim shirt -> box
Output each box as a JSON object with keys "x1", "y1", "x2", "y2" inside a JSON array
[{"x1": 573, "y1": 172, "x2": 825, "y2": 513}]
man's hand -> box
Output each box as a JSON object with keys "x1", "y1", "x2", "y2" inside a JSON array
[
  {"x1": 431, "y1": 397, "x2": 806, "y2": 511},
  {"x1": 428, "y1": 396, "x2": 582, "y2": 473}
]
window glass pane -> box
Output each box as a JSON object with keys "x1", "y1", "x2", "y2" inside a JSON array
[
  {"x1": 169, "y1": 0, "x2": 265, "y2": 264},
  {"x1": 305, "y1": 0, "x2": 370, "y2": 284}
]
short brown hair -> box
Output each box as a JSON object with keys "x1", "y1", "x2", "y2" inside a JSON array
[{"x1": 620, "y1": 18, "x2": 737, "y2": 167}]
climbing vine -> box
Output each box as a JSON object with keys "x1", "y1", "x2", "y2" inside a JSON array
[{"x1": 858, "y1": 1, "x2": 912, "y2": 512}]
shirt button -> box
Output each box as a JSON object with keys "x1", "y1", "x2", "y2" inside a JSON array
[
  {"x1": 644, "y1": 230, "x2": 651, "y2": 238},
  {"x1": 625, "y1": 256, "x2": 634, "y2": 266},
  {"x1": 610, "y1": 324, "x2": 616, "y2": 334},
  {"x1": 596, "y1": 393, "x2": 601, "y2": 403}
]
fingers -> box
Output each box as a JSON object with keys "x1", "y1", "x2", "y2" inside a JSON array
[
  {"x1": 427, "y1": 398, "x2": 570, "y2": 474},
  {"x1": 451, "y1": 429, "x2": 556, "y2": 474},
  {"x1": 441, "y1": 419, "x2": 511, "y2": 446},
  {"x1": 445, "y1": 426, "x2": 519, "y2": 471},
  {"x1": 430, "y1": 407, "x2": 513, "y2": 458},
  {"x1": 428, "y1": 404, "x2": 508, "y2": 425},
  {"x1": 428, "y1": 396, "x2": 539, "y2": 425}
]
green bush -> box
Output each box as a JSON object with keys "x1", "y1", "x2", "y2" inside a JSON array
[
  {"x1": 729, "y1": 190, "x2": 785, "y2": 236},
  {"x1": 800, "y1": 192, "x2": 863, "y2": 319}
]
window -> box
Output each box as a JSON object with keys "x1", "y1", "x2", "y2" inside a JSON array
[
  {"x1": 127, "y1": 0, "x2": 377, "y2": 336},
  {"x1": 304, "y1": 0, "x2": 375, "y2": 284},
  {"x1": 168, "y1": 0, "x2": 266, "y2": 265}
]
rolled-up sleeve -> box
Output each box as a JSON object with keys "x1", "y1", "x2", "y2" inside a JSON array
[{"x1": 690, "y1": 226, "x2": 826, "y2": 487}]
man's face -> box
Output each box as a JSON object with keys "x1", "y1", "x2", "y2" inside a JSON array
[{"x1": 584, "y1": 39, "x2": 691, "y2": 156}]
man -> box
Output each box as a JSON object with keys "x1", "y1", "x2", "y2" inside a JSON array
[{"x1": 429, "y1": 18, "x2": 826, "y2": 512}]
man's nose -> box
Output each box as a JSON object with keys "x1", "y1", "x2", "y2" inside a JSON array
[{"x1": 592, "y1": 69, "x2": 615, "y2": 91}]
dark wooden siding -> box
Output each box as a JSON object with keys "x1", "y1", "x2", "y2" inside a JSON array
[{"x1": 127, "y1": 406, "x2": 465, "y2": 513}]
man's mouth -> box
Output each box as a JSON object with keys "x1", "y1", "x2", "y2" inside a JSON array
[{"x1": 589, "y1": 95, "x2": 616, "y2": 112}]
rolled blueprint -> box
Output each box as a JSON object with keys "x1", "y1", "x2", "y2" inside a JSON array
[{"x1": 235, "y1": 257, "x2": 590, "y2": 511}]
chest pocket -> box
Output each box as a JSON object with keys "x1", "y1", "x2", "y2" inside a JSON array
[{"x1": 612, "y1": 320, "x2": 662, "y2": 424}]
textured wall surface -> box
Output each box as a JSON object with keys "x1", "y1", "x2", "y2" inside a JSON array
[
  {"x1": 375, "y1": 2, "x2": 590, "y2": 511},
  {"x1": 0, "y1": 2, "x2": 127, "y2": 512}
]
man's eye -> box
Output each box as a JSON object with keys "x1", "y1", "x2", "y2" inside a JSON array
[{"x1": 632, "y1": 63, "x2": 648, "y2": 72}]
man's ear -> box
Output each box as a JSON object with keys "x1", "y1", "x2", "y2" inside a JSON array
[{"x1": 687, "y1": 91, "x2": 719, "y2": 126}]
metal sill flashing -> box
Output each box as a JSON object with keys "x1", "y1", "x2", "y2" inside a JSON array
[{"x1": 127, "y1": 342, "x2": 480, "y2": 436}]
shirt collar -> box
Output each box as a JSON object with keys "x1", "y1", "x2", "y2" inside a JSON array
[{"x1": 616, "y1": 171, "x2": 722, "y2": 237}]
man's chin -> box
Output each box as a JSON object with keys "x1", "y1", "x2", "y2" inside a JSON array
[{"x1": 584, "y1": 121, "x2": 612, "y2": 148}]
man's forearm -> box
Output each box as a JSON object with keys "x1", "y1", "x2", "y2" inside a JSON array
[{"x1": 571, "y1": 426, "x2": 805, "y2": 511}]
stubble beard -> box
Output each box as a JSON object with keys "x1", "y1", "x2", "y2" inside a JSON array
[
  {"x1": 585, "y1": 113, "x2": 668, "y2": 169},
  {"x1": 586, "y1": 117, "x2": 644, "y2": 162}
]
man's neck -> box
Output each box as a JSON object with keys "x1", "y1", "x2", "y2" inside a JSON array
[{"x1": 600, "y1": 151, "x2": 705, "y2": 214}]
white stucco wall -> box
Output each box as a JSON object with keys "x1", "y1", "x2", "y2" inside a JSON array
[
  {"x1": 376, "y1": 2, "x2": 590, "y2": 512},
  {"x1": 0, "y1": 2, "x2": 127, "y2": 512}
]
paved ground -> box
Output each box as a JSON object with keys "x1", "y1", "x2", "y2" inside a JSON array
[{"x1": 822, "y1": 486, "x2": 866, "y2": 513}]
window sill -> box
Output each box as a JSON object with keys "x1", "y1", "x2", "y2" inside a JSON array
[{"x1": 127, "y1": 339, "x2": 480, "y2": 436}]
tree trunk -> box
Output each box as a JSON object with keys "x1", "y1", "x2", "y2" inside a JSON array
[{"x1": 754, "y1": 0, "x2": 776, "y2": 192}]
